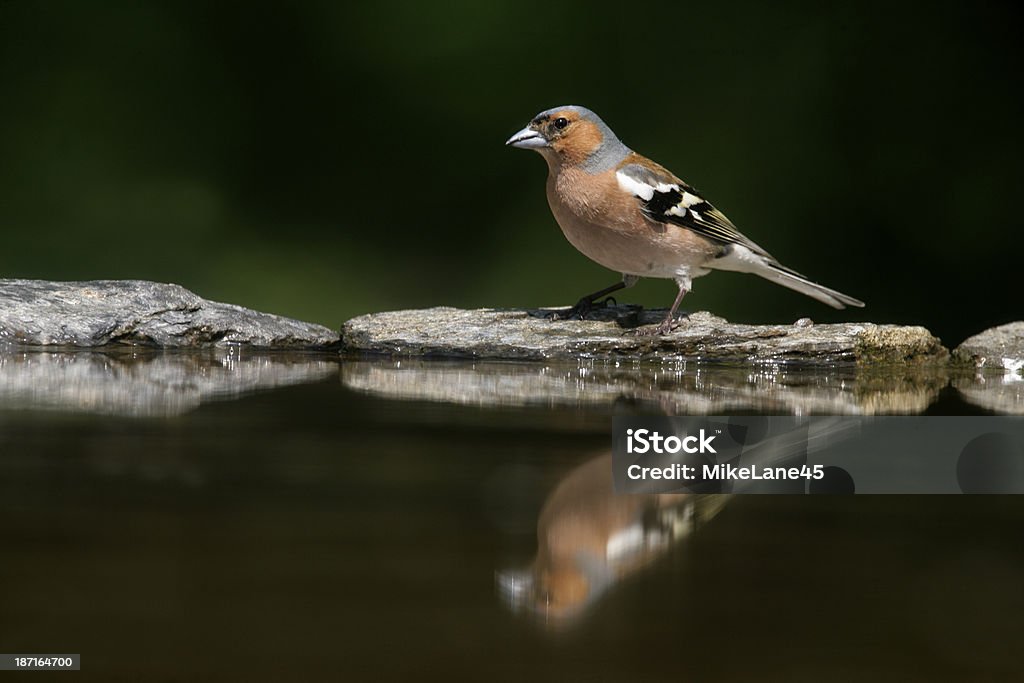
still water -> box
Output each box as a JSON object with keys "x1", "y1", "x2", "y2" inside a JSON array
[{"x1": 1, "y1": 349, "x2": 1022, "y2": 681}]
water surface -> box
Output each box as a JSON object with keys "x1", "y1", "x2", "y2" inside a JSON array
[{"x1": 1, "y1": 350, "x2": 1021, "y2": 681}]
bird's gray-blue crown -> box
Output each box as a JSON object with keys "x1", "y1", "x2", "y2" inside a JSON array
[{"x1": 506, "y1": 105, "x2": 631, "y2": 172}]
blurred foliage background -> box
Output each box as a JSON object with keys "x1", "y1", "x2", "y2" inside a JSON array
[{"x1": 0, "y1": 1, "x2": 1020, "y2": 344}]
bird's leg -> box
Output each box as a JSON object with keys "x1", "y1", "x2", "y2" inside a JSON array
[
  {"x1": 551, "y1": 275, "x2": 641, "y2": 320},
  {"x1": 636, "y1": 283, "x2": 689, "y2": 335}
]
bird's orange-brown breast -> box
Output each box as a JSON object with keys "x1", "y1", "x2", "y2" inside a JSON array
[
  {"x1": 550, "y1": 165, "x2": 621, "y2": 223},
  {"x1": 546, "y1": 163, "x2": 722, "y2": 278}
]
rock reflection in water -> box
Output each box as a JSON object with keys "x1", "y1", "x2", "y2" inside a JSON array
[
  {"x1": 953, "y1": 368, "x2": 1024, "y2": 414},
  {"x1": 0, "y1": 349, "x2": 336, "y2": 417},
  {"x1": 497, "y1": 453, "x2": 728, "y2": 626},
  {"x1": 341, "y1": 359, "x2": 946, "y2": 415}
]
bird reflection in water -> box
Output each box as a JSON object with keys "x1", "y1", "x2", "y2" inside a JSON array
[{"x1": 497, "y1": 452, "x2": 728, "y2": 625}]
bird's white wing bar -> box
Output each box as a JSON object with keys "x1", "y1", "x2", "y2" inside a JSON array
[{"x1": 615, "y1": 169, "x2": 675, "y2": 201}]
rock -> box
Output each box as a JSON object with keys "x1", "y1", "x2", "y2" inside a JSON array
[
  {"x1": 953, "y1": 322, "x2": 1024, "y2": 374},
  {"x1": 0, "y1": 279, "x2": 339, "y2": 349},
  {"x1": 951, "y1": 322, "x2": 1024, "y2": 414},
  {"x1": 341, "y1": 305, "x2": 948, "y2": 364}
]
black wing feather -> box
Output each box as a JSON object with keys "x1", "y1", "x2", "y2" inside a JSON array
[{"x1": 620, "y1": 163, "x2": 773, "y2": 258}]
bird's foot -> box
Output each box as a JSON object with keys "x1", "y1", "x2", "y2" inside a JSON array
[
  {"x1": 548, "y1": 296, "x2": 616, "y2": 321},
  {"x1": 633, "y1": 320, "x2": 677, "y2": 336},
  {"x1": 632, "y1": 313, "x2": 687, "y2": 336}
]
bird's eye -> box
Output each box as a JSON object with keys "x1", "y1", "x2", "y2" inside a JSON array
[{"x1": 553, "y1": 117, "x2": 569, "y2": 130}]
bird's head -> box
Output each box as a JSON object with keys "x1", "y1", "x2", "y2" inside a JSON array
[{"x1": 505, "y1": 105, "x2": 629, "y2": 170}]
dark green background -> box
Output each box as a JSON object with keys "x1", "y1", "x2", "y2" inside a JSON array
[{"x1": 1, "y1": 1, "x2": 1020, "y2": 344}]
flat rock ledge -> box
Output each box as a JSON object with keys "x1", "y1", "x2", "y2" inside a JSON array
[
  {"x1": 0, "y1": 279, "x2": 339, "y2": 349},
  {"x1": 342, "y1": 305, "x2": 948, "y2": 364},
  {"x1": 953, "y1": 321, "x2": 1024, "y2": 375}
]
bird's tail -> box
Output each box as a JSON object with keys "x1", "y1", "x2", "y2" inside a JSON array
[
  {"x1": 712, "y1": 246, "x2": 865, "y2": 310},
  {"x1": 756, "y1": 263, "x2": 864, "y2": 309}
]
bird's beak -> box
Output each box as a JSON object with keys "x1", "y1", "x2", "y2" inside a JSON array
[{"x1": 505, "y1": 126, "x2": 548, "y2": 149}]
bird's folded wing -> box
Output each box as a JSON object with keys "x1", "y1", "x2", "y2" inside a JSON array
[{"x1": 615, "y1": 162, "x2": 775, "y2": 259}]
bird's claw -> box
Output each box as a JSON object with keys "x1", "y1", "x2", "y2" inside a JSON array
[
  {"x1": 632, "y1": 314, "x2": 686, "y2": 336},
  {"x1": 548, "y1": 304, "x2": 587, "y2": 321},
  {"x1": 549, "y1": 295, "x2": 611, "y2": 321}
]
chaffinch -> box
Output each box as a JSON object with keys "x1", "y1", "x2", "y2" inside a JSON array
[{"x1": 506, "y1": 105, "x2": 864, "y2": 335}]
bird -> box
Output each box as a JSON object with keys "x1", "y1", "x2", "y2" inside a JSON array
[{"x1": 506, "y1": 105, "x2": 864, "y2": 335}]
